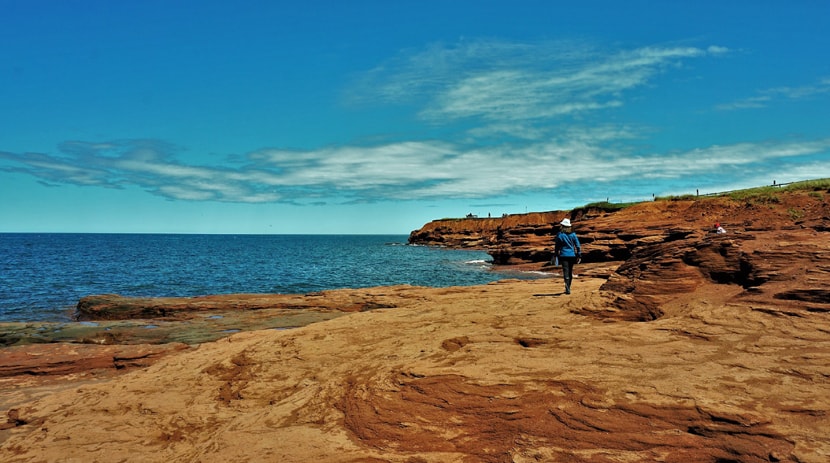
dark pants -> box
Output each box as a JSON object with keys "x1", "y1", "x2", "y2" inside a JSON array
[{"x1": 560, "y1": 256, "x2": 577, "y2": 294}]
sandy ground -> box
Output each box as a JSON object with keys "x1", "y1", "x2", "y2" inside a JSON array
[{"x1": 2, "y1": 274, "x2": 828, "y2": 462}]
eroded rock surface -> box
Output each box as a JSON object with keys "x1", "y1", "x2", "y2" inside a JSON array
[
  {"x1": 0, "y1": 342, "x2": 190, "y2": 424},
  {"x1": 2, "y1": 274, "x2": 829, "y2": 462}
]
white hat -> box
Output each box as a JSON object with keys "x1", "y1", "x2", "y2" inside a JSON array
[{"x1": 560, "y1": 218, "x2": 571, "y2": 227}]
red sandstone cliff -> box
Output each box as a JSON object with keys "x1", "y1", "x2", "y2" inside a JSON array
[{"x1": 409, "y1": 190, "x2": 830, "y2": 265}]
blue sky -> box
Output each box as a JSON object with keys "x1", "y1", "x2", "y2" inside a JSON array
[{"x1": 1, "y1": 1, "x2": 829, "y2": 234}]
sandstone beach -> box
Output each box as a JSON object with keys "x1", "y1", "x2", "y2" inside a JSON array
[{"x1": 2, "y1": 187, "x2": 829, "y2": 462}]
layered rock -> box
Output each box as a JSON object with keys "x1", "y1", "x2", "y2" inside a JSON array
[
  {"x1": 75, "y1": 290, "x2": 403, "y2": 321},
  {"x1": 0, "y1": 289, "x2": 413, "y2": 348},
  {"x1": 595, "y1": 194, "x2": 830, "y2": 322},
  {"x1": 0, "y1": 342, "x2": 190, "y2": 423},
  {"x1": 598, "y1": 229, "x2": 830, "y2": 321}
]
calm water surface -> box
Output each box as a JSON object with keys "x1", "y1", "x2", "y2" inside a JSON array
[{"x1": 0, "y1": 233, "x2": 539, "y2": 322}]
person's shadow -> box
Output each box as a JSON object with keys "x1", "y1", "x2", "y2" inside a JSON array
[{"x1": 533, "y1": 292, "x2": 566, "y2": 297}]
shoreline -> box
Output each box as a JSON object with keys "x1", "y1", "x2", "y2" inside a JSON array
[
  {"x1": 0, "y1": 259, "x2": 575, "y2": 346},
  {"x1": 0, "y1": 234, "x2": 501, "y2": 326}
]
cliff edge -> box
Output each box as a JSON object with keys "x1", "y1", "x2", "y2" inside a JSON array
[{"x1": 408, "y1": 189, "x2": 830, "y2": 265}]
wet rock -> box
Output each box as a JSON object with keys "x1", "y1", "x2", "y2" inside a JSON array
[{"x1": 75, "y1": 289, "x2": 406, "y2": 321}]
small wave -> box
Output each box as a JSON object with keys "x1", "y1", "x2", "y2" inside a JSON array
[
  {"x1": 518, "y1": 270, "x2": 553, "y2": 276},
  {"x1": 489, "y1": 268, "x2": 552, "y2": 280}
]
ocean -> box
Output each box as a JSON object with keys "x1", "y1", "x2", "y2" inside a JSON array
[{"x1": 0, "y1": 233, "x2": 540, "y2": 323}]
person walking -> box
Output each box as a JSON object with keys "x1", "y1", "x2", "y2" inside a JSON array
[{"x1": 554, "y1": 218, "x2": 581, "y2": 294}]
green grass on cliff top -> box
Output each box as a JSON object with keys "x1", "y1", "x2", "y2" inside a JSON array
[
  {"x1": 586, "y1": 178, "x2": 829, "y2": 211},
  {"x1": 655, "y1": 178, "x2": 830, "y2": 203},
  {"x1": 436, "y1": 178, "x2": 830, "y2": 220},
  {"x1": 576, "y1": 178, "x2": 829, "y2": 213}
]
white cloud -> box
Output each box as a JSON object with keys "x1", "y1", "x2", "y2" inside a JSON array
[
  {"x1": 717, "y1": 76, "x2": 830, "y2": 110},
  {"x1": 350, "y1": 39, "x2": 725, "y2": 124},
  {"x1": 157, "y1": 185, "x2": 217, "y2": 201},
  {"x1": 2, "y1": 136, "x2": 828, "y2": 204}
]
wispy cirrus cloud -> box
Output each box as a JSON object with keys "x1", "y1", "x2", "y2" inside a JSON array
[
  {"x1": 2, "y1": 136, "x2": 828, "y2": 204},
  {"x1": 349, "y1": 40, "x2": 728, "y2": 124},
  {"x1": 1, "y1": 141, "x2": 280, "y2": 203},
  {"x1": 716, "y1": 77, "x2": 830, "y2": 110}
]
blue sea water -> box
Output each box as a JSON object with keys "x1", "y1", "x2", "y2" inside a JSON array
[{"x1": 0, "y1": 233, "x2": 538, "y2": 322}]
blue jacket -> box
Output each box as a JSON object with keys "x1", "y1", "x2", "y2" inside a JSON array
[{"x1": 555, "y1": 231, "x2": 581, "y2": 258}]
